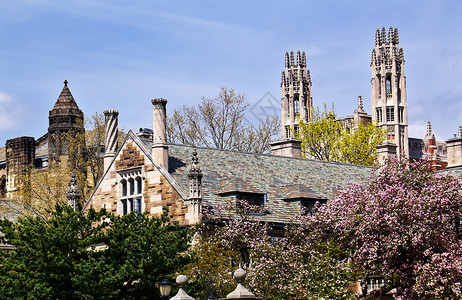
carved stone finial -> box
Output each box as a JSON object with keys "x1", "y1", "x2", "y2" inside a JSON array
[
  {"x1": 357, "y1": 95, "x2": 364, "y2": 111},
  {"x1": 381, "y1": 26, "x2": 386, "y2": 45},
  {"x1": 375, "y1": 28, "x2": 380, "y2": 45},
  {"x1": 290, "y1": 51, "x2": 295, "y2": 67},
  {"x1": 459, "y1": 126, "x2": 462, "y2": 138},
  {"x1": 296, "y1": 50, "x2": 301, "y2": 66},
  {"x1": 302, "y1": 51, "x2": 307, "y2": 67},
  {"x1": 284, "y1": 51, "x2": 289, "y2": 68},
  {"x1": 399, "y1": 47, "x2": 405, "y2": 62},
  {"x1": 67, "y1": 171, "x2": 80, "y2": 211},
  {"x1": 394, "y1": 27, "x2": 399, "y2": 44},
  {"x1": 188, "y1": 148, "x2": 203, "y2": 199},
  {"x1": 388, "y1": 26, "x2": 393, "y2": 44}
]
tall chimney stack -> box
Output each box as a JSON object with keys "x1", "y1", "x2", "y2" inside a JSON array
[
  {"x1": 151, "y1": 98, "x2": 168, "y2": 169},
  {"x1": 103, "y1": 110, "x2": 119, "y2": 171}
]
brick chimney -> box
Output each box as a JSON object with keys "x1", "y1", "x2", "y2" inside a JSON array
[{"x1": 151, "y1": 98, "x2": 168, "y2": 169}]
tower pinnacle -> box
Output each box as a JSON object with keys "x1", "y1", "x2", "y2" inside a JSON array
[
  {"x1": 371, "y1": 26, "x2": 408, "y2": 158},
  {"x1": 280, "y1": 50, "x2": 312, "y2": 139}
]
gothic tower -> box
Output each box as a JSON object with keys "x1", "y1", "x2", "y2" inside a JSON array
[
  {"x1": 371, "y1": 26, "x2": 408, "y2": 158},
  {"x1": 281, "y1": 50, "x2": 312, "y2": 138},
  {"x1": 48, "y1": 80, "x2": 84, "y2": 161}
]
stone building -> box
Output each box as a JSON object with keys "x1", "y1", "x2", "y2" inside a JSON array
[
  {"x1": 0, "y1": 80, "x2": 84, "y2": 198},
  {"x1": 84, "y1": 99, "x2": 371, "y2": 226}
]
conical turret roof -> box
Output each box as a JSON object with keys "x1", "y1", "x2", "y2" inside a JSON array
[{"x1": 49, "y1": 80, "x2": 83, "y2": 117}]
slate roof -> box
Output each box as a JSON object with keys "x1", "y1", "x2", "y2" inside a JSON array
[
  {"x1": 165, "y1": 144, "x2": 372, "y2": 223},
  {"x1": 49, "y1": 81, "x2": 83, "y2": 117}
]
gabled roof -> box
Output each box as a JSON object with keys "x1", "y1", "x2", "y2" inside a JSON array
[
  {"x1": 83, "y1": 131, "x2": 187, "y2": 210},
  {"x1": 49, "y1": 80, "x2": 83, "y2": 117},
  {"x1": 167, "y1": 144, "x2": 372, "y2": 223}
]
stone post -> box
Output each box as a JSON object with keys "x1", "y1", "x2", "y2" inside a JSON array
[
  {"x1": 151, "y1": 98, "x2": 169, "y2": 169},
  {"x1": 220, "y1": 267, "x2": 262, "y2": 299},
  {"x1": 170, "y1": 275, "x2": 194, "y2": 300},
  {"x1": 104, "y1": 110, "x2": 119, "y2": 171}
]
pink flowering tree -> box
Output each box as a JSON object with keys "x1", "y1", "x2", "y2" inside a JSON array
[
  {"x1": 187, "y1": 199, "x2": 356, "y2": 299},
  {"x1": 306, "y1": 157, "x2": 462, "y2": 298}
]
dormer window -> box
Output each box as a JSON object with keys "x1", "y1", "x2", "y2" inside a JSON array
[
  {"x1": 236, "y1": 192, "x2": 265, "y2": 208},
  {"x1": 119, "y1": 170, "x2": 143, "y2": 216}
]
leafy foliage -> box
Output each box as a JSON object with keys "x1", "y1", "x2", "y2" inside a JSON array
[
  {"x1": 299, "y1": 105, "x2": 385, "y2": 165},
  {"x1": 0, "y1": 206, "x2": 193, "y2": 299},
  {"x1": 186, "y1": 200, "x2": 355, "y2": 299},
  {"x1": 167, "y1": 87, "x2": 280, "y2": 153},
  {"x1": 306, "y1": 157, "x2": 462, "y2": 298}
]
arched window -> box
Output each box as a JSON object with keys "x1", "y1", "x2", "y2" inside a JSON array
[
  {"x1": 386, "y1": 76, "x2": 392, "y2": 94},
  {"x1": 294, "y1": 96, "x2": 300, "y2": 115}
]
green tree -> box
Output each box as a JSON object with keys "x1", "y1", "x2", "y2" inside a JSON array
[
  {"x1": 0, "y1": 206, "x2": 192, "y2": 299},
  {"x1": 299, "y1": 105, "x2": 385, "y2": 166},
  {"x1": 167, "y1": 87, "x2": 280, "y2": 153}
]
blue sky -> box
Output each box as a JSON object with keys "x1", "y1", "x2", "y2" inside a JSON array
[{"x1": 1, "y1": 0, "x2": 462, "y2": 145}]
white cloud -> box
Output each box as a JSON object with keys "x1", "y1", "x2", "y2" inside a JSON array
[
  {"x1": 408, "y1": 120, "x2": 428, "y2": 139},
  {"x1": 0, "y1": 93, "x2": 28, "y2": 131}
]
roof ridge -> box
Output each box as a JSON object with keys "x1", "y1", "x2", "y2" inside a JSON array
[{"x1": 168, "y1": 143, "x2": 373, "y2": 168}]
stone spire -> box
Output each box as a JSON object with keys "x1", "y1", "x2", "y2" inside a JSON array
[
  {"x1": 425, "y1": 121, "x2": 435, "y2": 140},
  {"x1": 67, "y1": 171, "x2": 81, "y2": 211},
  {"x1": 104, "y1": 110, "x2": 119, "y2": 171}
]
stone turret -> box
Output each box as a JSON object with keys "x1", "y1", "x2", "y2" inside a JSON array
[
  {"x1": 281, "y1": 50, "x2": 312, "y2": 138},
  {"x1": 371, "y1": 26, "x2": 408, "y2": 158},
  {"x1": 151, "y1": 98, "x2": 168, "y2": 169},
  {"x1": 103, "y1": 110, "x2": 119, "y2": 171},
  {"x1": 48, "y1": 80, "x2": 84, "y2": 161}
]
